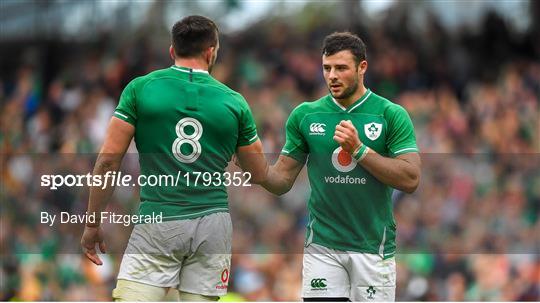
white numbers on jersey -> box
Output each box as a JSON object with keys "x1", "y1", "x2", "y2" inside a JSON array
[{"x1": 172, "y1": 117, "x2": 203, "y2": 163}]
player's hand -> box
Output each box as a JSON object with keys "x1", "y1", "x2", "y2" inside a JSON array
[
  {"x1": 81, "y1": 225, "x2": 106, "y2": 265},
  {"x1": 334, "y1": 120, "x2": 362, "y2": 154},
  {"x1": 231, "y1": 154, "x2": 241, "y2": 168}
]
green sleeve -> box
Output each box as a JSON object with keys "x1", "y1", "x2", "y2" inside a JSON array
[
  {"x1": 281, "y1": 106, "x2": 308, "y2": 163},
  {"x1": 385, "y1": 104, "x2": 419, "y2": 157},
  {"x1": 236, "y1": 97, "x2": 259, "y2": 147},
  {"x1": 114, "y1": 80, "x2": 138, "y2": 125}
]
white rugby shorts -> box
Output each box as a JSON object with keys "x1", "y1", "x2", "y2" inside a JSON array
[
  {"x1": 302, "y1": 243, "x2": 396, "y2": 301},
  {"x1": 116, "y1": 212, "x2": 232, "y2": 297}
]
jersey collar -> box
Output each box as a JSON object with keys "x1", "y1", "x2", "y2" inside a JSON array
[
  {"x1": 330, "y1": 88, "x2": 372, "y2": 113},
  {"x1": 171, "y1": 65, "x2": 209, "y2": 74}
]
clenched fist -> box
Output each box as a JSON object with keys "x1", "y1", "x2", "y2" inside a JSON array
[{"x1": 333, "y1": 120, "x2": 362, "y2": 154}]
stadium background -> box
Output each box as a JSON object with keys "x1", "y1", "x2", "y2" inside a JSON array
[{"x1": 1, "y1": 0, "x2": 539, "y2": 301}]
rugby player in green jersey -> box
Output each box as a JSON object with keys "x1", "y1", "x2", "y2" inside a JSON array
[
  {"x1": 80, "y1": 16, "x2": 267, "y2": 301},
  {"x1": 260, "y1": 32, "x2": 421, "y2": 301}
]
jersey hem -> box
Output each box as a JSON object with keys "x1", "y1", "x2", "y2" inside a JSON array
[
  {"x1": 160, "y1": 208, "x2": 229, "y2": 221},
  {"x1": 138, "y1": 201, "x2": 229, "y2": 222},
  {"x1": 309, "y1": 240, "x2": 396, "y2": 260}
]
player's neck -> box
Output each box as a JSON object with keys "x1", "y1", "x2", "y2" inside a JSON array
[
  {"x1": 336, "y1": 85, "x2": 367, "y2": 108},
  {"x1": 174, "y1": 58, "x2": 209, "y2": 72}
]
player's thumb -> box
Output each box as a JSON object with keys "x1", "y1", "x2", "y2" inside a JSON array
[{"x1": 99, "y1": 241, "x2": 107, "y2": 254}]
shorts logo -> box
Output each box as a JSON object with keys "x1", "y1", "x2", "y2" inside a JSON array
[
  {"x1": 331, "y1": 146, "x2": 357, "y2": 172},
  {"x1": 309, "y1": 123, "x2": 326, "y2": 135},
  {"x1": 367, "y1": 286, "x2": 376, "y2": 299},
  {"x1": 221, "y1": 269, "x2": 229, "y2": 283},
  {"x1": 310, "y1": 278, "x2": 327, "y2": 290},
  {"x1": 216, "y1": 269, "x2": 229, "y2": 290},
  {"x1": 364, "y1": 122, "x2": 382, "y2": 140}
]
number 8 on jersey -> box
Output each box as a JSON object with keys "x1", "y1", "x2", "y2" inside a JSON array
[{"x1": 172, "y1": 117, "x2": 203, "y2": 163}]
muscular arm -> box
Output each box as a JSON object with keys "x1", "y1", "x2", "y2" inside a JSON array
[
  {"x1": 86, "y1": 117, "x2": 135, "y2": 218},
  {"x1": 236, "y1": 142, "x2": 304, "y2": 195},
  {"x1": 260, "y1": 155, "x2": 304, "y2": 196},
  {"x1": 81, "y1": 117, "x2": 134, "y2": 265},
  {"x1": 359, "y1": 152, "x2": 420, "y2": 193},
  {"x1": 335, "y1": 120, "x2": 421, "y2": 193},
  {"x1": 235, "y1": 139, "x2": 268, "y2": 184}
]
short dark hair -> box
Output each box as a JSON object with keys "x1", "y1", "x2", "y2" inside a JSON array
[
  {"x1": 171, "y1": 15, "x2": 219, "y2": 58},
  {"x1": 322, "y1": 32, "x2": 366, "y2": 65}
]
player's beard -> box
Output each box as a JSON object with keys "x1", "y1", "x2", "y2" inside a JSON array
[{"x1": 329, "y1": 79, "x2": 359, "y2": 100}]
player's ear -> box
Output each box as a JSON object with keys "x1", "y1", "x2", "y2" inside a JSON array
[
  {"x1": 169, "y1": 45, "x2": 175, "y2": 61},
  {"x1": 358, "y1": 60, "x2": 368, "y2": 75},
  {"x1": 205, "y1": 46, "x2": 215, "y2": 65}
]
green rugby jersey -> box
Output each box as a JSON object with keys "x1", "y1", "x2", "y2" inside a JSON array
[
  {"x1": 113, "y1": 66, "x2": 258, "y2": 220},
  {"x1": 282, "y1": 89, "x2": 418, "y2": 258}
]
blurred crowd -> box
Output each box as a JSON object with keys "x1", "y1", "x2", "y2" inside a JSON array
[{"x1": 1, "y1": 3, "x2": 539, "y2": 302}]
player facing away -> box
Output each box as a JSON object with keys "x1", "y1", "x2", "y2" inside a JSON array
[
  {"x1": 80, "y1": 16, "x2": 267, "y2": 301},
  {"x1": 259, "y1": 32, "x2": 421, "y2": 301}
]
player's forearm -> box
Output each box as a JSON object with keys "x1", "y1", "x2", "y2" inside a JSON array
[
  {"x1": 240, "y1": 154, "x2": 269, "y2": 185},
  {"x1": 86, "y1": 153, "x2": 123, "y2": 225},
  {"x1": 260, "y1": 165, "x2": 293, "y2": 195},
  {"x1": 236, "y1": 140, "x2": 271, "y2": 185},
  {"x1": 359, "y1": 151, "x2": 420, "y2": 193},
  {"x1": 261, "y1": 155, "x2": 304, "y2": 195}
]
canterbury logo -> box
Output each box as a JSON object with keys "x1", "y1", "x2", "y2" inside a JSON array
[
  {"x1": 310, "y1": 278, "x2": 327, "y2": 288},
  {"x1": 309, "y1": 123, "x2": 326, "y2": 135}
]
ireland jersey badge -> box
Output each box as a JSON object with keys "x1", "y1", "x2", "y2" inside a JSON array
[{"x1": 364, "y1": 122, "x2": 382, "y2": 140}]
